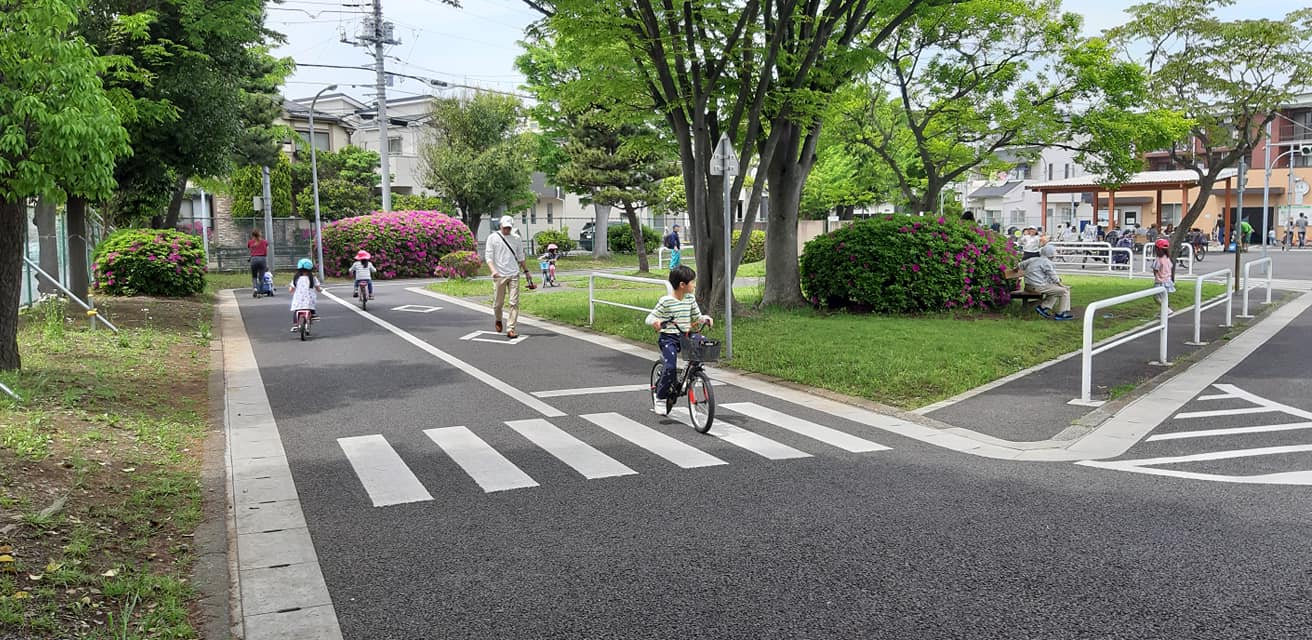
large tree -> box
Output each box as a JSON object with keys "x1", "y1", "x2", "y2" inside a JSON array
[
  {"x1": 1111, "y1": 0, "x2": 1312, "y2": 253},
  {"x1": 421, "y1": 93, "x2": 536, "y2": 236},
  {"x1": 528, "y1": 0, "x2": 937, "y2": 312},
  {"x1": 0, "y1": 0, "x2": 130, "y2": 370}
]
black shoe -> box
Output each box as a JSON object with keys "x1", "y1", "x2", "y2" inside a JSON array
[
  {"x1": 1035, "y1": 306, "x2": 1052, "y2": 319},
  {"x1": 353, "y1": 291, "x2": 358, "y2": 298},
  {"x1": 665, "y1": 394, "x2": 678, "y2": 415}
]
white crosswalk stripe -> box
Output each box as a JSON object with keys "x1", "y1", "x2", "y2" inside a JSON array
[
  {"x1": 505, "y1": 419, "x2": 637, "y2": 479},
  {"x1": 580, "y1": 412, "x2": 728, "y2": 469},
  {"x1": 337, "y1": 435, "x2": 434, "y2": 507},
  {"x1": 721, "y1": 402, "x2": 891, "y2": 453},
  {"x1": 424, "y1": 426, "x2": 540, "y2": 493},
  {"x1": 340, "y1": 406, "x2": 892, "y2": 504}
]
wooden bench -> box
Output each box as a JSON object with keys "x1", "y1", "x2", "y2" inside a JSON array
[{"x1": 1003, "y1": 268, "x2": 1042, "y2": 307}]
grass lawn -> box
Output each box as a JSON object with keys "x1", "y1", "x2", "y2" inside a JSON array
[
  {"x1": 0, "y1": 295, "x2": 213, "y2": 637},
  {"x1": 430, "y1": 275, "x2": 1226, "y2": 409}
]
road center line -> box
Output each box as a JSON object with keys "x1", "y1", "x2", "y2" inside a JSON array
[{"x1": 322, "y1": 290, "x2": 565, "y2": 418}]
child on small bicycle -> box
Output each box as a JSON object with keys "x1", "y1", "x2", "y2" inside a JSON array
[
  {"x1": 645, "y1": 265, "x2": 713, "y2": 414},
  {"x1": 350, "y1": 250, "x2": 377, "y2": 300},
  {"x1": 538, "y1": 244, "x2": 559, "y2": 287},
  {"x1": 288, "y1": 258, "x2": 323, "y2": 331}
]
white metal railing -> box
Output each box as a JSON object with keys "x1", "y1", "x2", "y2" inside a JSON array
[
  {"x1": 1184, "y1": 268, "x2": 1233, "y2": 346},
  {"x1": 1238, "y1": 257, "x2": 1273, "y2": 319},
  {"x1": 656, "y1": 244, "x2": 694, "y2": 269},
  {"x1": 588, "y1": 273, "x2": 673, "y2": 326},
  {"x1": 0, "y1": 382, "x2": 19, "y2": 401},
  {"x1": 1074, "y1": 285, "x2": 1170, "y2": 406},
  {"x1": 1141, "y1": 243, "x2": 1195, "y2": 276},
  {"x1": 1048, "y1": 242, "x2": 1134, "y2": 278}
]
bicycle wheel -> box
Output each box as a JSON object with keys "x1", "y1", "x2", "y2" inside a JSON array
[
  {"x1": 361, "y1": 288, "x2": 368, "y2": 311},
  {"x1": 650, "y1": 361, "x2": 665, "y2": 414},
  {"x1": 1195, "y1": 245, "x2": 1206, "y2": 261},
  {"x1": 687, "y1": 370, "x2": 714, "y2": 433},
  {"x1": 299, "y1": 316, "x2": 308, "y2": 341}
]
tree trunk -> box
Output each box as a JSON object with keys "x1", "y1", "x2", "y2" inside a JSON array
[
  {"x1": 161, "y1": 174, "x2": 188, "y2": 229},
  {"x1": 33, "y1": 197, "x2": 59, "y2": 295},
  {"x1": 0, "y1": 200, "x2": 26, "y2": 371},
  {"x1": 761, "y1": 121, "x2": 813, "y2": 308},
  {"x1": 623, "y1": 202, "x2": 649, "y2": 272},
  {"x1": 66, "y1": 197, "x2": 91, "y2": 299},
  {"x1": 592, "y1": 202, "x2": 611, "y2": 259}
]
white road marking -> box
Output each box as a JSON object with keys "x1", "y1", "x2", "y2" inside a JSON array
[
  {"x1": 580, "y1": 413, "x2": 727, "y2": 469},
  {"x1": 322, "y1": 290, "x2": 564, "y2": 417},
  {"x1": 459, "y1": 330, "x2": 527, "y2": 345},
  {"x1": 1195, "y1": 393, "x2": 1236, "y2": 401},
  {"x1": 424, "y1": 427, "x2": 539, "y2": 493},
  {"x1": 391, "y1": 304, "x2": 442, "y2": 313},
  {"x1": 1173, "y1": 406, "x2": 1283, "y2": 420},
  {"x1": 1147, "y1": 422, "x2": 1312, "y2": 442},
  {"x1": 721, "y1": 402, "x2": 890, "y2": 453},
  {"x1": 1212, "y1": 383, "x2": 1312, "y2": 420},
  {"x1": 337, "y1": 435, "x2": 434, "y2": 507},
  {"x1": 505, "y1": 419, "x2": 637, "y2": 479},
  {"x1": 1077, "y1": 444, "x2": 1312, "y2": 485},
  {"x1": 533, "y1": 384, "x2": 651, "y2": 398},
  {"x1": 663, "y1": 411, "x2": 812, "y2": 460}
]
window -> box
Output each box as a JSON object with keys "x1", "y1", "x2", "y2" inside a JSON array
[
  {"x1": 1010, "y1": 163, "x2": 1030, "y2": 180},
  {"x1": 546, "y1": 203, "x2": 554, "y2": 224},
  {"x1": 387, "y1": 136, "x2": 402, "y2": 155},
  {"x1": 296, "y1": 130, "x2": 331, "y2": 153},
  {"x1": 1159, "y1": 203, "x2": 1182, "y2": 226},
  {"x1": 984, "y1": 210, "x2": 1002, "y2": 225},
  {"x1": 530, "y1": 204, "x2": 537, "y2": 225},
  {"x1": 521, "y1": 212, "x2": 528, "y2": 225},
  {"x1": 1064, "y1": 164, "x2": 1071, "y2": 179},
  {"x1": 1009, "y1": 209, "x2": 1026, "y2": 225},
  {"x1": 1047, "y1": 163, "x2": 1053, "y2": 180}
]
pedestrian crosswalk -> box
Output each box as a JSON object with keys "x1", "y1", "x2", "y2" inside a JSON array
[
  {"x1": 1077, "y1": 384, "x2": 1312, "y2": 485},
  {"x1": 336, "y1": 402, "x2": 891, "y2": 506}
]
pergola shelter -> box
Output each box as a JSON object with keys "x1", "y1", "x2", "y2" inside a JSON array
[{"x1": 1027, "y1": 168, "x2": 1240, "y2": 238}]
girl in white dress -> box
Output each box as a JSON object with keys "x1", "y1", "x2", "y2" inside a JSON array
[{"x1": 288, "y1": 258, "x2": 322, "y2": 331}]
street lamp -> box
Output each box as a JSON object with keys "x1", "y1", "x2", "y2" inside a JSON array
[{"x1": 309, "y1": 84, "x2": 337, "y2": 282}]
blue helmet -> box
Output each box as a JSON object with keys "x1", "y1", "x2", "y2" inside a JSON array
[{"x1": 297, "y1": 258, "x2": 313, "y2": 270}]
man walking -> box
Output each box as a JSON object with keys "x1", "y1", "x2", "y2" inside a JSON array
[
  {"x1": 486, "y1": 215, "x2": 531, "y2": 339},
  {"x1": 663, "y1": 224, "x2": 682, "y2": 269},
  {"x1": 1298, "y1": 213, "x2": 1308, "y2": 248}
]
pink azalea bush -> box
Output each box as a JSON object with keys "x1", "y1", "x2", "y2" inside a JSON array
[
  {"x1": 92, "y1": 229, "x2": 207, "y2": 297},
  {"x1": 322, "y1": 210, "x2": 475, "y2": 279},
  {"x1": 436, "y1": 250, "x2": 482, "y2": 279},
  {"x1": 800, "y1": 214, "x2": 1018, "y2": 313}
]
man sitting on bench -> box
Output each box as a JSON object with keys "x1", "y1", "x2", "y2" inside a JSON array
[{"x1": 1021, "y1": 244, "x2": 1074, "y2": 321}]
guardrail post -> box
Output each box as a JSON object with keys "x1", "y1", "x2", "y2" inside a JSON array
[
  {"x1": 588, "y1": 274, "x2": 595, "y2": 326},
  {"x1": 1154, "y1": 291, "x2": 1171, "y2": 366},
  {"x1": 1080, "y1": 311, "x2": 1095, "y2": 405},
  {"x1": 1238, "y1": 257, "x2": 1272, "y2": 319}
]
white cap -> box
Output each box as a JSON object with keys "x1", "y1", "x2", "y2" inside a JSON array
[{"x1": 499, "y1": 215, "x2": 514, "y2": 229}]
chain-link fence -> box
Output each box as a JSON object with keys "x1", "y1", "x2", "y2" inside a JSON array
[
  {"x1": 20, "y1": 204, "x2": 108, "y2": 308},
  {"x1": 210, "y1": 217, "x2": 316, "y2": 272}
]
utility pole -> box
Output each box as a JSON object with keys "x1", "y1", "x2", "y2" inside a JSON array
[
  {"x1": 262, "y1": 166, "x2": 275, "y2": 271},
  {"x1": 343, "y1": 2, "x2": 400, "y2": 214}
]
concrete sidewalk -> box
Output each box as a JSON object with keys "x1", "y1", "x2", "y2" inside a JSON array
[{"x1": 917, "y1": 288, "x2": 1299, "y2": 445}]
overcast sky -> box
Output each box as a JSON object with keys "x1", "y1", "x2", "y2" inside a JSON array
[{"x1": 269, "y1": 0, "x2": 1305, "y2": 104}]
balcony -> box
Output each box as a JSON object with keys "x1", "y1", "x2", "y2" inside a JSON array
[{"x1": 1278, "y1": 120, "x2": 1312, "y2": 143}]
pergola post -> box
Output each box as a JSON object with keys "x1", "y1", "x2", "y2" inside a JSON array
[
  {"x1": 1155, "y1": 189, "x2": 1163, "y2": 229},
  {"x1": 1222, "y1": 177, "x2": 1231, "y2": 251},
  {"x1": 1109, "y1": 191, "x2": 1117, "y2": 231},
  {"x1": 1041, "y1": 192, "x2": 1048, "y2": 231}
]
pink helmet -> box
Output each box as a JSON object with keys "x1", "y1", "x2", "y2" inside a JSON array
[
  {"x1": 546, "y1": 243, "x2": 558, "y2": 250},
  {"x1": 1154, "y1": 238, "x2": 1170, "y2": 249},
  {"x1": 355, "y1": 250, "x2": 371, "y2": 261}
]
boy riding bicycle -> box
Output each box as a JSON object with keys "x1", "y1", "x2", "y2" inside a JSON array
[{"x1": 645, "y1": 265, "x2": 713, "y2": 414}]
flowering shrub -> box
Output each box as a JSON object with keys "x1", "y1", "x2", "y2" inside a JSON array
[
  {"x1": 732, "y1": 229, "x2": 766, "y2": 263},
  {"x1": 436, "y1": 250, "x2": 482, "y2": 279},
  {"x1": 92, "y1": 229, "x2": 207, "y2": 297},
  {"x1": 800, "y1": 215, "x2": 1018, "y2": 313},
  {"x1": 322, "y1": 210, "x2": 475, "y2": 279},
  {"x1": 533, "y1": 227, "x2": 577, "y2": 254}
]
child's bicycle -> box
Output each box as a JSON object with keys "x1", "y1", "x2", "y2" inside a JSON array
[
  {"x1": 294, "y1": 309, "x2": 313, "y2": 341},
  {"x1": 539, "y1": 259, "x2": 557, "y2": 287},
  {"x1": 357, "y1": 280, "x2": 371, "y2": 310},
  {"x1": 649, "y1": 330, "x2": 721, "y2": 433}
]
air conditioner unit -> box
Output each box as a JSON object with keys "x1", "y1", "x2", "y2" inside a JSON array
[{"x1": 1300, "y1": 144, "x2": 1312, "y2": 157}]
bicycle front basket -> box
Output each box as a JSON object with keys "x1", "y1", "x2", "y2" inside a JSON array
[{"x1": 678, "y1": 334, "x2": 721, "y2": 362}]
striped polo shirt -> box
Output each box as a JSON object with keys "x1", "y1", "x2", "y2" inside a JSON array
[{"x1": 652, "y1": 294, "x2": 703, "y2": 334}]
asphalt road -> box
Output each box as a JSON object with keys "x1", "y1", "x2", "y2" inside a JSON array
[{"x1": 235, "y1": 283, "x2": 1312, "y2": 640}]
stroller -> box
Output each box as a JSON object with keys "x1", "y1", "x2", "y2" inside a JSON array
[
  {"x1": 254, "y1": 270, "x2": 275, "y2": 298},
  {"x1": 1112, "y1": 232, "x2": 1133, "y2": 267}
]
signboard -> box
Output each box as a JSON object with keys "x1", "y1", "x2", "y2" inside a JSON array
[{"x1": 710, "y1": 134, "x2": 739, "y2": 177}]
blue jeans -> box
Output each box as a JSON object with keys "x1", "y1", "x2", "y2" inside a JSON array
[
  {"x1": 656, "y1": 333, "x2": 681, "y2": 399},
  {"x1": 355, "y1": 279, "x2": 373, "y2": 294}
]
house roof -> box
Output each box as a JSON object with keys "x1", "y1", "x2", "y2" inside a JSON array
[
  {"x1": 1027, "y1": 168, "x2": 1240, "y2": 194},
  {"x1": 281, "y1": 100, "x2": 344, "y2": 123},
  {"x1": 968, "y1": 181, "x2": 1024, "y2": 199}
]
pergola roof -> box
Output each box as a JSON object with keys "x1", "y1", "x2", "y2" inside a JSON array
[{"x1": 1027, "y1": 168, "x2": 1239, "y2": 194}]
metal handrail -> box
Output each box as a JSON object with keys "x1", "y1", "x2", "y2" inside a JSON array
[
  {"x1": 21, "y1": 256, "x2": 119, "y2": 333},
  {"x1": 1074, "y1": 285, "x2": 1170, "y2": 406},
  {"x1": 1047, "y1": 242, "x2": 1133, "y2": 278},
  {"x1": 1184, "y1": 268, "x2": 1233, "y2": 346},
  {"x1": 588, "y1": 272, "x2": 673, "y2": 326},
  {"x1": 1238, "y1": 257, "x2": 1273, "y2": 319},
  {"x1": 656, "y1": 244, "x2": 694, "y2": 269},
  {"x1": 1141, "y1": 242, "x2": 1195, "y2": 276}
]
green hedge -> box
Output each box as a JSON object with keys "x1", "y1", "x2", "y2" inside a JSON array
[
  {"x1": 733, "y1": 229, "x2": 766, "y2": 263},
  {"x1": 92, "y1": 229, "x2": 207, "y2": 297},
  {"x1": 800, "y1": 214, "x2": 1018, "y2": 313},
  {"x1": 608, "y1": 223, "x2": 661, "y2": 254},
  {"x1": 534, "y1": 227, "x2": 577, "y2": 253}
]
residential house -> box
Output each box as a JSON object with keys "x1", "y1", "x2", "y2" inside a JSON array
[{"x1": 966, "y1": 147, "x2": 1094, "y2": 231}]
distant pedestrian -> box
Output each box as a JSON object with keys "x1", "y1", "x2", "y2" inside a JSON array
[
  {"x1": 1268, "y1": 228, "x2": 1277, "y2": 246},
  {"x1": 1151, "y1": 238, "x2": 1175, "y2": 305},
  {"x1": 247, "y1": 230, "x2": 268, "y2": 291},
  {"x1": 1298, "y1": 213, "x2": 1308, "y2": 247},
  {"x1": 1240, "y1": 220, "x2": 1254, "y2": 252},
  {"x1": 663, "y1": 224, "x2": 682, "y2": 269},
  {"x1": 485, "y1": 215, "x2": 534, "y2": 340}
]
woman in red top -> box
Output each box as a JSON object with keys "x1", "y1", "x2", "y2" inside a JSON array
[{"x1": 248, "y1": 230, "x2": 269, "y2": 290}]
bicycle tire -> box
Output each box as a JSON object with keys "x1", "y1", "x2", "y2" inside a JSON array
[
  {"x1": 650, "y1": 361, "x2": 665, "y2": 414},
  {"x1": 687, "y1": 370, "x2": 714, "y2": 433},
  {"x1": 299, "y1": 316, "x2": 308, "y2": 341}
]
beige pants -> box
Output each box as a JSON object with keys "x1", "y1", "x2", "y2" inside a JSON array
[
  {"x1": 493, "y1": 274, "x2": 520, "y2": 332},
  {"x1": 1027, "y1": 283, "x2": 1070, "y2": 314}
]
